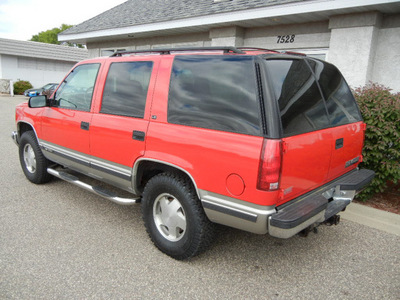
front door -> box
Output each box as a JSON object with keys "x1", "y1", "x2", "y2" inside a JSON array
[{"x1": 40, "y1": 62, "x2": 102, "y2": 173}]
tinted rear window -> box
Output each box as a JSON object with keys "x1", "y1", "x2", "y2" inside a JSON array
[
  {"x1": 265, "y1": 59, "x2": 330, "y2": 136},
  {"x1": 265, "y1": 58, "x2": 361, "y2": 136},
  {"x1": 168, "y1": 56, "x2": 261, "y2": 136},
  {"x1": 312, "y1": 60, "x2": 362, "y2": 126}
]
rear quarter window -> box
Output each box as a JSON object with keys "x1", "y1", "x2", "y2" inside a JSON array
[{"x1": 168, "y1": 56, "x2": 261, "y2": 136}]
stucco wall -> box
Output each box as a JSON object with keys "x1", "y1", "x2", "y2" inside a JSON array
[
  {"x1": 244, "y1": 21, "x2": 330, "y2": 50},
  {"x1": 328, "y1": 26, "x2": 377, "y2": 88},
  {"x1": 87, "y1": 32, "x2": 211, "y2": 57},
  {"x1": 327, "y1": 12, "x2": 400, "y2": 92},
  {"x1": 372, "y1": 15, "x2": 400, "y2": 92}
]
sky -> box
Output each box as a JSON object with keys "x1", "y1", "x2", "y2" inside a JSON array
[{"x1": 0, "y1": 0, "x2": 128, "y2": 41}]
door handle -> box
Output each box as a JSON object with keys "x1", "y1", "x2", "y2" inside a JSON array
[
  {"x1": 81, "y1": 121, "x2": 90, "y2": 131},
  {"x1": 335, "y1": 138, "x2": 343, "y2": 149},
  {"x1": 132, "y1": 130, "x2": 145, "y2": 141}
]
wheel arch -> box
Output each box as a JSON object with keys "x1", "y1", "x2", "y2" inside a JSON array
[
  {"x1": 17, "y1": 121, "x2": 37, "y2": 140},
  {"x1": 133, "y1": 158, "x2": 200, "y2": 199}
]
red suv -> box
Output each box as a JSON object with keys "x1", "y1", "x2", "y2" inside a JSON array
[{"x1": 12, "y1": 47, "x2": 374, "y2": 259}]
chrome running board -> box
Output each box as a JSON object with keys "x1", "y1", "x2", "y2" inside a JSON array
[{"x1": 47, "y1": 168, "x2": 139, "y2": 205}]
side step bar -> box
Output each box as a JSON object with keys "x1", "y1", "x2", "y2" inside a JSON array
[{"x1": 47, "y1": 168, "x2": 139, "y2": 205}]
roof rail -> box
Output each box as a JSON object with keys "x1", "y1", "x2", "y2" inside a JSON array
[
  {"x1": 110, "y1": 46, "x2": 245, "y2": 57},
  {"x1": 282, "y1": 50, "x2": 307, "y2": 56},
  {"x1": 237, "y1": 47, "x2": 280, "y2": 53}
]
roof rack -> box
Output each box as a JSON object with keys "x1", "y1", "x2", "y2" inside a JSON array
[
  {"x1": 237, "y1": 47, "x2": 280, "y2": 53},
  {"x1": 110, "y1": 46, "x2": 245, "y2": 57},
  {"x1": 282, "y1": 50, "x2": 307, "y2": 56}
]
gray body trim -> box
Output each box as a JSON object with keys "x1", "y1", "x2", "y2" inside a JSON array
[
  {"x1": 199, "y1": 190, "x2": 276, "y2": 235},
  {"x1": 39, "y1": 140, "x2": 135, "y2": 194}
]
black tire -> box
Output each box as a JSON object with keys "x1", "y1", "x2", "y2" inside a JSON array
[
  {"x1": 141, "y1": 173, "x2": 215, "y2": 260},
  {"x1": 19, "y1": 131, "x2": 52, "y2": 184}
]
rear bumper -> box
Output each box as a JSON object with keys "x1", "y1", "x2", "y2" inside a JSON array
[
  {"x1": 201, "y1": 168, "x2": 374, "y2": 237},
  {"x1": 268, "y1": 168, "x2": 375, "y2": 238}
]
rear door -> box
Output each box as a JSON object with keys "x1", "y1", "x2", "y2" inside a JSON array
[
  {"x1": 265, "y1": 58, "x2": 333, "y2": 204},
  {"x1": 313, "y1": 60, "x2": 364, "y2": 180},
  {"x1": 264, "y1": 58, "x2": 363, "y2": 205},
  {"x1": 146, "y1": 55, "x2": 267, "y2": 205},
  {"x1": 88, "y1": 57, "x2": 159, "y2": 191}
]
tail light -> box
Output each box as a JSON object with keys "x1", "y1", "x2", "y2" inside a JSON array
[{"x1": 257, "y1": 139, "x2": 282, "y2": 191}]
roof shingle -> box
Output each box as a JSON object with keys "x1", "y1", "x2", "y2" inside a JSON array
[
  {"x1": 61, "y1": 0, "x2": 307, "y2": 35},
  {"x1": 0, "y1": 38, "x2": 88, "y2": 62}
]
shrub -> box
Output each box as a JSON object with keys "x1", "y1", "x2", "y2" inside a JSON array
[
  {"x1": 13, "y1": 80, "x2": 33, "y2": 95},
  {"x1": 353, "y1": 83, "x2": 400, "y2": 199}
]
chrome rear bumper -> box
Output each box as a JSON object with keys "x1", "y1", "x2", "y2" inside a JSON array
[
  {"x1": 200, "y1": 169, "x2": 375, "y2": 238},
  {"x1": 268, "y1": 169, "x2": 375, "y2": 238}
]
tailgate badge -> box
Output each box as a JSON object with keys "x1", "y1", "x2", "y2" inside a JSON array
[
  {"x1": 345, "y1": 156, "x2": 360, "y2": 168},
  {"x1": 283, "y1": 186, "x2": 293, "y2": 195}
]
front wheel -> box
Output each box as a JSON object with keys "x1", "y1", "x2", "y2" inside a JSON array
[
  {"x1": 141, "y1": 173, "x2": 214, "y2": 260},
  {"x1": 19, "y1": 131, "x2": 52, "y2": 184}
]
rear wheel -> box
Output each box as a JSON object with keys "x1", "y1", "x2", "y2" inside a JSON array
[
  {"x1": 142, "y1": 173, "x2": 214, "y2": 260},
  {"x1": 19, "y1": 131, "x2": 52, "y2": 184}
]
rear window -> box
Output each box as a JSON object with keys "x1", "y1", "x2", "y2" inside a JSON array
[
  {"x1": 312, "y1": 60, "x2": 362, "y2": 126},
  {"x1": 265, "y1": 58, "x2": 361, "y2": 136},
  {"x1": 265, "y1": 59, "x2": 330, "y2": 136},
  {"x1": 168, "y1": 56, "x2": 261, "y2": 136}
]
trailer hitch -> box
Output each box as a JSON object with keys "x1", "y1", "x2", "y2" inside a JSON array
[
  {"x1": 324, "y1": 214, "x2": 341, "y2": 226},
  {"x1": 298, "y1": 225, "x2": 319, "y2": 237},
  {"x1": 298, "y1": 214, "x2": 341, "y2": 237}
]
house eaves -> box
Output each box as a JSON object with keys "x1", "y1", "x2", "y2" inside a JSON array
[
  {"x1": 0, "y1": 38, "x2": 88, "y2": 62},
  {"x1": 58, "y1": 0, "x2": 400, "y2": 44}
]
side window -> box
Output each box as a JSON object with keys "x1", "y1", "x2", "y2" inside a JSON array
[
  {"x1": 168, "y1": 56, "x2": 261, "y2": 136},
  {"x1": 311, "y1": 60, "x2": 362, "y2": 126},
  {"x1": 54, "y1": 64, "x2": 100, "y2": 111},
  {"x1": 101, "y1": 61, "x2": 153, "y2": 118},
  {"x1": 265, "y1": 59, "x2": 330, "y2": 136}
]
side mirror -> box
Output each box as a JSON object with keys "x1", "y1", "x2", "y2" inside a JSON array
[{"x1": 29, "y1": 95, "x2": 48, "y2": 108}]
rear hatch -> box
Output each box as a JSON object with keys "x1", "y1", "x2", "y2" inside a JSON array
[{"x1": 263, "y1": 57, "x2": 364, "y2": 206}]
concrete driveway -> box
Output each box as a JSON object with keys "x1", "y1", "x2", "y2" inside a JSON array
[{"x1": 1, "y1": 96, "x2": 399, "y2": 299}]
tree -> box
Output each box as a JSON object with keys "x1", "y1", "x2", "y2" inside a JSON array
[{"x1": 30, "y1": 24, "x2": 83, "y2": 48}]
